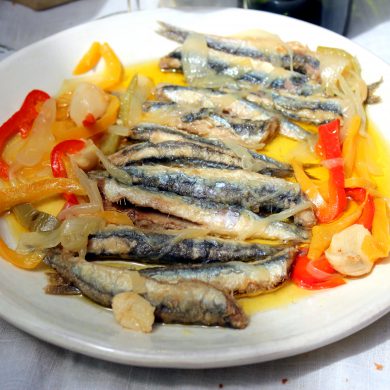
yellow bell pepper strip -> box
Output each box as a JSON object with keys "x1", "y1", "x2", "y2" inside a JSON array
[
  {"x1": 315, "y1": 119, "x2": 347, "y2": 223},
  {"x1": 0, "y1": 237, "x2": 43, "y2": 269},
  {"x1": 0, "y1": 90, "x2": 50, "y2": 179},
  {"x1": 98, "y1": 43, "x2": 123, "y2": 91},
  {"x1": 360, "y1": 198, "x2": 390, "y2": 263},
  {"x1": 0, "y1": 178, "x2": 86, "y2": 215},
  {"x1": 371, "y1": 198, "x2": 390, "y2": 256},
  {"x1": 52, "y1": 95, "x2": 120, "y2": 141},
  {"x1": 308, "y1": 201, "x2": 365, "y2": 260},
  {"x1": 292, "y1": 160, "x2": 326, "y2": 209},
  {"x1": 97, "y1": 210, "x2": 133, "y2": 225},
  {"x1": 342, "y1": 115, "x2": 361, "y2": 178},
  {"x1": 73, "y1": 42, "x2": 101, "y2": 75}
]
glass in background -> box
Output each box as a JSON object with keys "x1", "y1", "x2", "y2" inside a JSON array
[{"x1": 240, "y1": 0, "x2": 352, "y2": 35}]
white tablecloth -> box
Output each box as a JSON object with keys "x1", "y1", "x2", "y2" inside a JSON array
[{"x1": 1, "y1": 1, "x2": 390, "y2": 388}]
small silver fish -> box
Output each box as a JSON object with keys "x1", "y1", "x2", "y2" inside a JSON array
[
  {"x1": 160, "y1": 47, "x2": 322, "y2": 96},
  {"x1": 154, "y1": 84, "x2": 313, "y2": 141},
  {"x1": 142, "y1": 102, "x2": 279, "y2": 148},
  {"x1": 87, "y1": 226, "x2": 285, "y2": 264},
  {"x1": 126, "y1": 122, "x2": 292, "y2": 177},
  {"x1": 141, "y1": 247, "x2": 296, "y2": 296},
  {"x1": 157, "y1": 22, "x2": 320, "y2": 79},
  {"x1": 44, "y1": 250, "x2": 248, "y2": 328},
  {"x1": 100, "y1": 178, "x2": 310, "y2": 242}
]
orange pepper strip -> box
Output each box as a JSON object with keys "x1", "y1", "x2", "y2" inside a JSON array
[
  {"x1": 292, "y1": 160, "x2": 326, "y2": 209},
  {"x1": 97, "y1": 210, "x2": 134, "y2": 225},
  {"x1": 371, "y1": 198, "x2": 390, "y2": 256},
  {"x1": 342, "y1": 115, "x2": 361, "y2": 178},
  {"x1": 97, "y1": 43, "x2": 123, "y2": 91},
  {"x1": 0, "y1": 237, "x2": 43, "y2": 269},
  {"x1": 73, "y1": 42, "x2": 102, "y2": 75},
  {"x1": 0, "y1": 178, "x2": 86, "y2": 215},
  {"x1": 308, "y1": 201, "x2": 365, "y2": 260},
  {"x1": 52, "y1": 95, "x2": 120, "y2": 141}
]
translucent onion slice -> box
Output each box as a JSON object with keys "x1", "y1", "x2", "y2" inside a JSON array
[
  {"x1": 58, "y1": 158, "x2": 103, "y2": 219},
  {"x1": 16, "y1": 98, "x2": 56, "y2": 167},
  {"x1": 18, "y1": 215, "x2": 106, "y2": 255},
  {"x1": 93, "y1": 145, "x2": 133, "y2": 185},
  {"x1": 223, "y1": 139, "x2": 267, "y2": 172},
  {"x1": 119, "y1": 74, "x2": 153, "y2": 127}
]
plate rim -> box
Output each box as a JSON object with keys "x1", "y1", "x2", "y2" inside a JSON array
[{"x1": 0, "y1": 7, "x2": 390, "y2": 369}]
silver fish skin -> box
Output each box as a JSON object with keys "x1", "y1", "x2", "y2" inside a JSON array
[
  {"x1": 160, "y1": 48, "x2": 322, "y2": 96},
  {"x1": 109, "y1": 140, "x2": 291, "y2": 177},
  {"x1": 142, "y1": 102, "x2": 279, "y2": 147},
  {"x1": 101, "y1": 178, "x2": 310, "y2": 242},
  {"x1": 87, "y1": 226, "x2": 285, "y2": 264},
  {"x1": 122, "y1": 164, "x2": 306, "y2": 214},
  {"x1": 247, "y1": 91, "x2": 344, "y2": 124},
  {"x1": 128, "y1": 122, "x2": 292, "y2": 177},
  {"x1": 140, "y1": 247, "x2": 296, "y2": 297},
  {"x1": 154, "y1": 84, "x2": 313, "y2": 141},
  {"x1": 44, "y1": 250, "x2": 248, "y2": 328},
  {"x1": 157, "y1": 22, "x2": 320, "y2": 78}
]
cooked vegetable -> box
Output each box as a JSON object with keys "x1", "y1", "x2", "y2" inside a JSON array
[
  {"x1": 12, "y1": 203, "x2": 59, "y2": 232},
  {"x1": 51, "y1": 139, "x2": 86, "y2": 207},
  {"x1": 69, "y1": 83, "x2": 109, "y2": 127},
  {"x1": 292, "y1": 252, "x2": 345, "y2": 289},
  {"x1": 0, "y1": 237, "x2": 43, "y2": 269},
  {"x1": 15, "y1": 98, "x2": 56, "y2": 169},
  {"x1": 0, "y1": 178, "x2": 86, "y2": 215},
  {"x1": 325, "y1": 224, "x2": 375, "y2": 276},
  {"x1": 52, "y1": 95, "x2": 120, "y2": 140},
  {"x1": 315, "y1": 119, "x2": 347, "y2": 223},
  {"x1": 308, "y1": 201, "x2": 365, "y2": 260},
  {"x1": 0, "y1": 89, "x2": 50, "y2": 179},
  {"x1": 73, "y1": 42, "x2": 101, "y2": 75}
]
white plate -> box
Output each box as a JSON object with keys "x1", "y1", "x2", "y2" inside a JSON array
[{"x1": 0, "y1": 8, "x2": 389, "y2": 369}]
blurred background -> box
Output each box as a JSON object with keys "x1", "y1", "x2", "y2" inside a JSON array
[{"x1": 1, "y1": 0, "x2": 390, "y2": 61}]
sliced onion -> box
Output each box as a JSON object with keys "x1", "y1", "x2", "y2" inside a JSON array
[
  {"x1": 306, "y1": 260, "x2": 335, "y2": 281},
  {"x1": 322, "y1": 157, "x2": 344, "y2": 169},
  {"x1": 60, "y1": 215, "x2": 105, "y2": 252},
  {"x1": 182, "y1": 33, "x2": 209, "y2": 84},
  {"x1": 261, "y1": 201, "x2": 312, "y2": 225},
  {"x1": 18, "y1": 215, "x2": 106, "y2": 255},
  {"x1": 18, "y1": 228, "x2": 62, "y2": 252},
  {"x1": 92, "y1": 145, "x2": 133, "y2": 185},
  {"x1": 16, "y1": 98, "x2": 56, "y2": 167},
  {"x1": 223, "y1": 139, "x2": 267, "y2": 172},
  {"x1": 119, "y1": 74, "x2": 153, "y2": 127},
  {"x1": 69, "y1": 82, "x2": 109, "y2": 127},
  {"x1": 108, "y1": 124, "x2": 131, "y2": 136},
  {"x1": 58, "y1": 158, "x2": 103, "y2": 219}
]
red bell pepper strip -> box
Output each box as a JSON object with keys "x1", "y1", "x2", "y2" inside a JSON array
[
  {"x1": 82, "y1": 113, "x2": 96, "y2": 128},
  {"x1": 50, "y1": 139, "x2": 85, "y2": 206},
  {"x1": 0, "y1": 89, "x2": 50, "y2": 179},
  {"x1": 356, "y1": 194, "x2": 375, "y2": 231},
  {"x1": 345, "y1": 188, "x2": 375, "y2": 231},
  {"x1": 315, "y1": 119, "x2": 347, "y2": 223},
  {"x1": 291, "y1": 252, "x2": 346, "y2": 290},
  {"x1": 346, "y1": 187, "x2": 366, "y2": 203}
]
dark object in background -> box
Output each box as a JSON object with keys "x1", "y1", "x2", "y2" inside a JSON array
[
  {"x1": 241, "y1": 0, "x2": 352, "y2": 35},
  {"x1": 13, "y1": 0, "x2": 76, "y2": 11}
]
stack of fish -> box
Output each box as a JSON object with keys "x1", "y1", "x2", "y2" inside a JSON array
[{"x1": 45, "y1": 24, "x2": 329, "y2": 329}]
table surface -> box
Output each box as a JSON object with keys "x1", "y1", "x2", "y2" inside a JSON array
[{"x1": 1, "y1": 0, "x2": 390, "y2": 389}]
